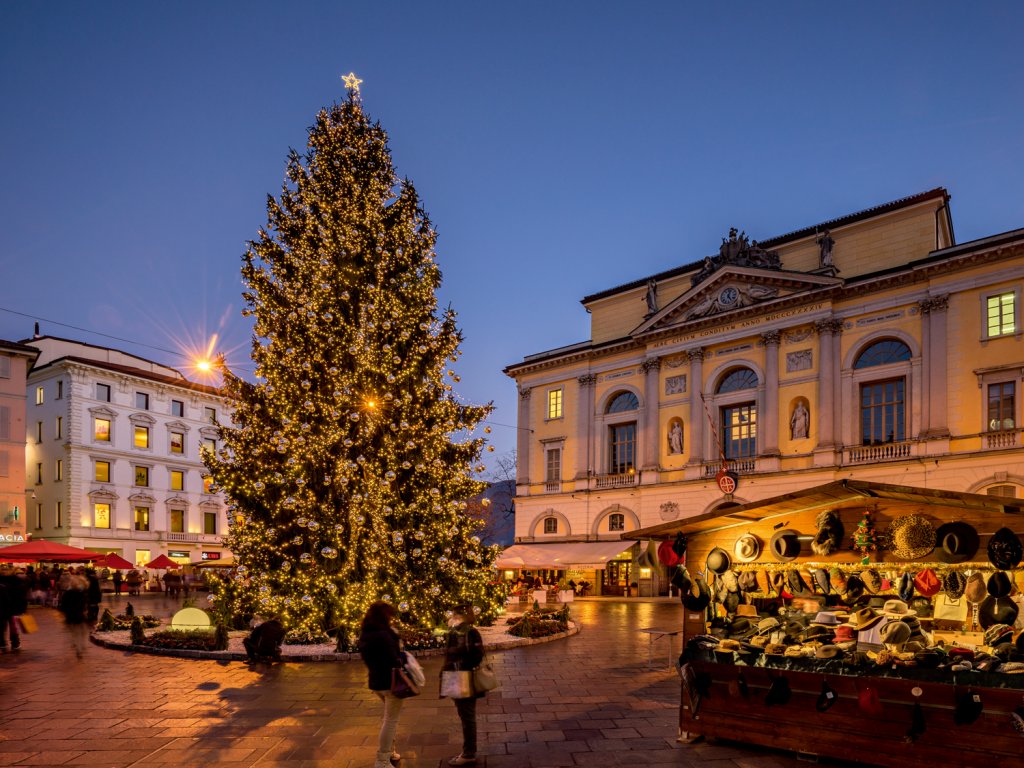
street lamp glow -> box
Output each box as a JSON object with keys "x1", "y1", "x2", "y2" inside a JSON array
[{"x1": 196, "y1": 359, "x2": 212, "y2": 373}]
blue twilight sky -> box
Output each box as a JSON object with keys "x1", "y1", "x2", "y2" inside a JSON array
[{"x1": 2, "y1": 2, "x2": 1023, "y2": 470}]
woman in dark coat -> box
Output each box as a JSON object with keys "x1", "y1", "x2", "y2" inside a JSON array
[
  {"x1": 358, "y1": 602, "x2": 405, "y2": 768},
  {"x1": 443, "y1": 605, "x2": 485, "y2": 766}
]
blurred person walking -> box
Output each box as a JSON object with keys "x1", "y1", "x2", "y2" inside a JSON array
[
  {"x1": 443, "y1": 605, "x2": 486, "y2": 766},
  {"x1": 358, "y1": 602, "x2": 406, "y2": 768}
]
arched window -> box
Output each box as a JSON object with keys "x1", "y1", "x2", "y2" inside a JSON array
[
  {"x1": 854, "y1": 339, "x2": 911, "y2": 369},
  {"x1": 717, "y1": 368, "x2": 758, "y2": 393},
  {"x1": 606, "y1": 391, "x2": 639, "y2": 413},
  {"x1": 543, "y1": 517, "x2": 558, "y2": 534},
  {"x1": 608, "y1": 513, "x2": 625, "y2": 532}
]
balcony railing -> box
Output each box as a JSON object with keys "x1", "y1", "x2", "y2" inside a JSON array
[
  {"x1": 166, "y1": 532, "x2": 200, "y2": 542},
  {"x1": 594, "y1": 472, "x2": 638, "y2": 489},
  {"x1": 985, "y1": 429, "x2": 1020, "y2": 450},
  {"x1": 702, "y1": 459, "x2": 756, "y2": 478},
  {"x1": 544, "y1": 481, "x2": 561, "y2": 493},
  {"x1": 845, "y1": 441, "x2": 914, "y2": 464}
]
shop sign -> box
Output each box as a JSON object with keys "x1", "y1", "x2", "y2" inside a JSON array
[
  {"x1": 716, "y1": 468, "x2": 739, "y2": 495},
  {"x1": 0, "y1": 532, "x2": 27, "y2": 543},
  {"x1": 200, "y1": 551, "x2": 221, "y2": 560},
  {"x1": 168, "y1": 550, "x2": 189, "y2": 558}
]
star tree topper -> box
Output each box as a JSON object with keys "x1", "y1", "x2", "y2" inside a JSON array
[{"x1": 341, "y1": 72, "x2": 363, "y2": 92}]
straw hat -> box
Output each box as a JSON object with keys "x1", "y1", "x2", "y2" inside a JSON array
[
  {"x1": 733, "y1": 533, "x2": 761, "y2": 563},
  {"x1": 887, "y1": 514, "x2": 936, "y2": 560}
]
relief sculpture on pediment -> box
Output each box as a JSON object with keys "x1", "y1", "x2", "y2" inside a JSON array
[{"x1": 684, "y1": 283, "x2": 780, "y2": 321}]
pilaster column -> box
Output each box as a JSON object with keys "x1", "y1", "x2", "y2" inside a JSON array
[
  {"x1": 687, "y1": 348, "x2": 706, "y2": 465},
  {"x1": 814, "y1": 319, "x2": 844, "y2": 450},
  {"x1": 920, "y1": 295, "x2": 950, "y2": 438},
  {"x1": 575, "y1": 374, "x2": 597, "y2": 479},
  {"x1": 758, "y1": 331, "x2": 781, "y2": 456},
  {"x1": 640, "y1": 358, "x2": 661, "y2": 470},
  {"x1": 516, "y1": 387, "x2": 532, "y2": 486}
]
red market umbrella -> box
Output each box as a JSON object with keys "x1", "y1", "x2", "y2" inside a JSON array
[
  {"x1": 95, "y1": 553, "x2": 134, "y2": 570},
  {"x1": 146, "y1": 554, "x2": 178, "y2": 569},
  {"x1": 0, "y1": 540, "x2": 104, "y2": 563}
]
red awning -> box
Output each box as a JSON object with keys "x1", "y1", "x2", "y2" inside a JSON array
[
  {"x1": 146, "y1": 554, "x2": 179, "y2": 569},
  {"x1": 95, "y1": 553, "x2": 134, "y2": 570},
  {"x1": 0, "y1": 540, "x2": 105, "y2": 563}
]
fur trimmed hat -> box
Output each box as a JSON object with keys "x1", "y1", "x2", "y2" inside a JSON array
[{"x1": 811, "y1": 511, "x2": 845, "y2": 557}]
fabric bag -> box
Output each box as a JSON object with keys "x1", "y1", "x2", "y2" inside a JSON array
[
  {"x1": 403, "y1": 652, "x2": 426, "y2": 688},
  {"x1": 472, "y1": 662, "x2": 499, "y2": 693},
  {"x1": 17, "y1": 613, "x2": 38, "y2": 634},
  {"x1": 934, "y1": 594, "x2": 969, "y2": 623},
  {"x1": 391, "y1": 666, "x2": 421, "y2": 699},
  {"x1": 439, "y1": 669, "x2": 474, "y2": 699}
]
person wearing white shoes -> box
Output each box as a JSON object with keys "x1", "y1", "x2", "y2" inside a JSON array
[
  {"x1": 444, "y1": 605, "x2": 485, "y2": 766},
  {"x1": 358, "y1": 602, "x2": 405, "y2": 767}
]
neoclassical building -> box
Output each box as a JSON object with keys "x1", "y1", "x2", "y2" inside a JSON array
[{"x1": 503, "y1": 188, "x2": 1024, "y2": 595}]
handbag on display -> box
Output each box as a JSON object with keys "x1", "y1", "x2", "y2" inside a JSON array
[
  {"x1": 391, "y1": 666, "x2": 421, "y2": 698},
  {"x1": 403, "y1": 653, "x2": 426, "y2": 688},
  {"x1": 934, "y1": 594, "x2": 969, "y2": 623},
  {"x1": 439, "y1": 669, "x2": 474, "y2": 699},
  {"x1": 472, "y1": 662, "x2": 499, "y2": 693}
]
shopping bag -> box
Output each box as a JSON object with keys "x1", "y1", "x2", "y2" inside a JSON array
[
  {"x1": 934, "y1": 594, "x2": 969, "y2": 623},
  {"x1": 439, "y1": 669, "x2": 474, "y2": 699},
  {"x1": 403, "y1": 653, "x2": 426, "y2": 688},
  {"x1": 17, "y1": 613, "x2": 38, "y2": 634},
  {"x1": 472, "y1": 662, "x2": 499, "y2": 693},
  {"x1": 391, "y1": 666, "x2": 421, "y2": 699}
]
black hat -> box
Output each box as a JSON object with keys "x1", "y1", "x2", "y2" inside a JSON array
[
  {"x1": 816, "y1": 680, "x2": 838, "y2": 713},
  {"x1": 683, "y1": 578, "x2": 712, "y2": 611},
  {"x1": 988, "y1": 527, "x2": 1023, "y2": 570},
  {"x1": 943, "y1": 570, "x2": 967, "y2": 599},
  {"x1": 672, "y1": 532, "x2": 688, "y2": 558},
  {"x1": 671, "y1": 567, "x2": 691, "y2": 594},
  {"x1": 737, "y1": 570, "x2": 758, "y2": 593},
  {"x1": 788, "y1": 569, "x2": 812, "y2": 597},
  {"x1": 843, "y1": 574, "x2": 865, "y2": 602},
  {"x1": 954, "y1": 691, "x2": 983, "y2": 726},
  {"x1": 727, "y1": 617, "x2": 757, "y2": 639},
  {"x1": 906, "y1": 700, "x2": 926, "y2": 742},
  {"x1": 988, "y1": 571, "x2": 1012, "y2": 598},
  {"x1": 898, "y1": 572, "x2": 915, "y2": 602},
  {"x1": 813, "y1": 568, "x2": 832, "y2": 595},
  {"x1": 811, "y1": 511, "x2": 845, "y2": 557},
  {"x1": 764, "y1": 676, "x2": 792, "y2": 706},
  {"x1": 934, "y1": 522, "x2": 979, "y2": 564},
  {"x1": 706, "y1": 547, "x2": 732, "y2": 575},
  {"x1": 722, "y1": 591, "x2": 741, "y2": 615},
  {"x1": 978, "y1": 595, "x2": 1020, "y2": 629},
  {"x1": 770, "y1": 529, "x2": 802, "y2": 562}
]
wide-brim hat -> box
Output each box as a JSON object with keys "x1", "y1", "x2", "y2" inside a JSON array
[
  {"x1": 683, "y1": 578, "x2": 712, "y2": 611},
  {"x1": 800, "y1": 625, "x2": 833, "y2": 643},
  {"x1": 943, "y1": 570, "x2": 967, "y2": 599},
  {"x1": 769, "y1": 529, "x2": 802, "y2": 562},
  {"x1": 965, "y1": 572, "x2": 988, "y2": 603},
  {"x1": 888, "y1": 514, "x2": 936, "y2": 560},
  {"x1": 727, "y1": 617, "x2": 758, "y2": 638},
  {"x1": 734, "y1": 533, "x2": 761, "y2": 563},
  {"x1": 988, "y1": 527, "x2": 1023, "y2": 570},
  {"x1": 880, "y1": 620, "x2": 911, "y2": 646},
  {"x1": 706, "y1": 547, "x2": 732, "y2": 574},
  {"x1": 988, "y1": 571, "x2": 1012, "y2": 598},
  {"x1": 881, "y1": 599, "x2": 915, "y2": 617},
  {"x1": 815, "y1": 644, "x2": 843, "y2": 660},
  {"x1": 848, "y1": 607, "x2": 884, "y2": 630},
  {"x1": 978, "y1": 595, "x2": 1020, "y2": 629},
  {"x1": 934, "y1": 521, "x2": 979, "y2": 563},
  {"x1": 811, "y1": 611, "x2": 841, "y2": 626},
  {"x1": 755, "y1": 617, "x2": 781, "y2": 635},
  {"x1": 833, "y1": 625, "x2": 857, "y2": 643}
]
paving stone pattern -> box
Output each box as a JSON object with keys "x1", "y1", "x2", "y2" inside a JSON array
[{"x1": 0, "y1": 594, "x2": 815, "y2": 768}]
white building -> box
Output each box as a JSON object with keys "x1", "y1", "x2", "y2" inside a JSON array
[{"x1": 24, "y1": 336, "x2": 232, "y2": 566}]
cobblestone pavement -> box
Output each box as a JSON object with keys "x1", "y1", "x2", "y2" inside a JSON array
[{"x1": 0, "y1": 594, "x2": 813, "y2": 768}]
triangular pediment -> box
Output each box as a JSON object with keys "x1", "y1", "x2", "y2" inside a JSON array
[{"x1": 632, "y1": 267, "x2": 841, "y2": 335}]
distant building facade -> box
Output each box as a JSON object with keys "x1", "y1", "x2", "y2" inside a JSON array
[
  {"x1": 0, "y1": 340, "x2": 41, "y2": 545},
  {"x1": 23, "y1": 336, "x2": 231, "y2": 566},
  {"x1": 504, "y1": 188, "x2": 1024, "y2": 595}
]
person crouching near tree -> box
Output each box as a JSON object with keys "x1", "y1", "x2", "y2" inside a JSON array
[
  {"x1": 444, "y1": 605, "x2": 485, "y2": 766},
  {"x1": 358, "y1": 602, "x2": 405, "y2": 768}
]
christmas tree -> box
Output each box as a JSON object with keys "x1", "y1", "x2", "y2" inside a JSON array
[{"x1": 204, "y1": 75, "x2": 502, "y2": 643}]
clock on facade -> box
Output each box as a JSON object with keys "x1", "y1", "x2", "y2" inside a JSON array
[{"x1": 719, "y1": 286, "x2": 739, "y2": 306}]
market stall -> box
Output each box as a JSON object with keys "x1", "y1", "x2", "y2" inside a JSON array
[{"x1": 630, "y1": 480, "x2": 1024, "y2": 767}]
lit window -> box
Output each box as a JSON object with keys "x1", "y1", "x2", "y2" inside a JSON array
[
  {"x1": 543, "y1": 517, "x2": 558, "y2": 534},
  {"x1": 170, "y1": 509, "x2": 185, "y2": 533},
  {"x1": 56, "y1": 380, "x2": 63, "y2": 399},
  {"x1": 170, "y1": 431, "x2": 184, "y2": 454},
  {"x1": 606, "y1": 391, "x2": 639, "y2": 413},
  {"x1": 545, "y1": 448, "x2": 561, "y2": 483},
  {"x1": 134, "y1": 506, "x2": 150, "y2": 532},
  {"x1": 55, "y1": 416, "x2": 62, "y2": 439},
  {"x1": 547, "y1": 389, "x2": 563, "y2": 419},
  {"x1": 608, "y1": 513, "x2": 625, "y2": 531},
  {"x1": 722, "y1": 403, "x2": 757, "y2": 459},
  {"x1": 134, "y1": 426, "x2": 150, "y2": 449},
  {"x1": 860, "y1": 379, "x2": 905, "y2": 445},
  {"x1": 135, "y1": 466, "x2": 149, "y2": 487},
  {"x1": 94, "y1": 418, "x2": 111, "y2": 442},
  {"x1": 170, "y1": 469, "x2": 184, "y2": 491},
  {"x1": 609, "y1": 423, "x2": 636, "y2": 474},
  {"x1": 204, "y1": 512, "x2": 217, "y2": 535},
  {"x1": 55, "y1": 459, "x2": 63, "y2": 481},
  {"x1": 203, "y1": 437, "x2": 216, "y2": 454},
  {"x1": 136, "y1": 392, "x2": 149, "y2": 410},
  {"x1": 987, "y1": 292, "x2": 1016, "y2": 337},
  {"x1": 94, "y1": 503, "x2": 110, "y2": 529},
  {"x1": 35, "y1": 386, "x2": 44, "y2": 405},
  {"x1": 988, "y1": 382, "x2": 1016, "y2": 431},
  {"x1": 95, "y1": 461, "x2": 110, "y2": 483},
  {"x1": 96, "y1": 383, "x2": 111, "y2": 402},
  {"x1": 203, "y1": 475, "x2": 214, "y2": 494},
  {"x1": 204, "y1": 407, "x2": 217, "y2": 424},
  {"x1": 717, "y1": 368, "x2": 758, "y2": 393},
  {"x1": 854, "y1": 339, "x2": 911, "y2": 369},
  {"x1": 171, "y1": 399, "x2": 184, "y2": 417}
]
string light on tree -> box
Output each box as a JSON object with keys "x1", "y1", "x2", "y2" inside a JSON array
[{"x1": 203, "y1": 73, "x2": 504, "y2": 645}]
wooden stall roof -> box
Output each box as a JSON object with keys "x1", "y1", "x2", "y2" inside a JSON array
[{"x1": 627, "y1": 480, "x2": 1024, "y2": 541}]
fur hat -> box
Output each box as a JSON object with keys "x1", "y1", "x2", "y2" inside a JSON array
[
  {"x1": 987, "y1": 527, "x2": 1023, "y2": 570},
  {"x1": 887, "y1": 514, "x2": 936, "y2": 560},
  {"x1": 811, "y1": 511, "x2": 845, "y2": 556}
]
